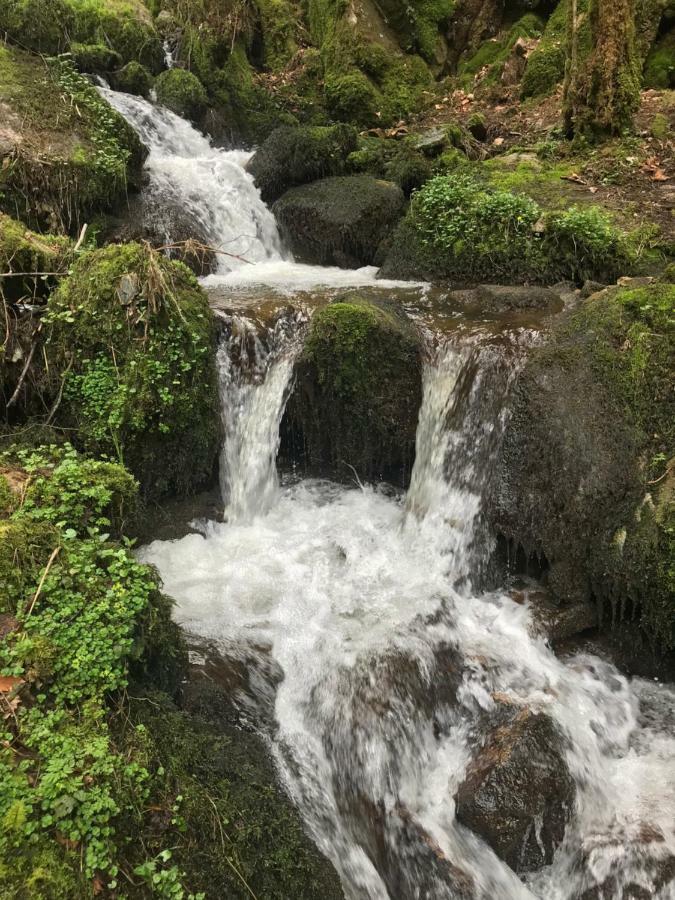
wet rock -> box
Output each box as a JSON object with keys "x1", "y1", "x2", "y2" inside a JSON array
[
  {"x1": 455, "y1": 708, "x2": 575, "y2": 873},
  {"x1": 577, "y1": 828, "x2": 675, "y2": 899},
  {"x1": 273, "y1": 176, "x2": 406, "y2": 268},
  {"x1": 247, "y1": 124, "x2": 358, "y2": 204},
  {"x1": 450, "y1": 284, "x2": 563, "y2": 314},
  {"x1": 280, "y1": 295, "x2": 423, "y2": 487}
]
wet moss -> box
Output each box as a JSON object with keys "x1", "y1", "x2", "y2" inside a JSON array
[
  {"x1": 521, "y1": 0, "x2": 591, "y2": 99},
  {"x1": 110, "y1": 59, "x2": 153, "y2": 96},
  {"x1": 248, "y1": 123, "x2": 358, "y2": 203},
  {"x1": 281, "y1": 296, "x2": 423, "y2": 486},
  {"x1": 0, "y1": 0, "x2": 164, "y2": 71},
  {"x1": 0, "y1": 48, "x2": 145, "y2": 232},
  {"x1": 45, "y1": 243, "x2": 220, "y2": 499},
  {"x1": 155, "y1": 67, "x2": 208, "y2": 121}
]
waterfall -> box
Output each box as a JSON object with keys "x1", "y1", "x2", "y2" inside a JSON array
[
  {"x1": 216, "y1": 310, "x2": 305, "y2": 519},
  {"x1": 100, "y1": 87, "x2": 420, "y2": 293},
  {"x1": 141, "y1": 332, "x2": 675, "y2": 900}
]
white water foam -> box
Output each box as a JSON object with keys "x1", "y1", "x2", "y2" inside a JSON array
[{"x1": 141, "y1": 335, "x2": 675, "y2": 900}]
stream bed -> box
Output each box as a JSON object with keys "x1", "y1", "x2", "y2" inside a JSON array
[{"x1": 102, "y1": 85, "x2": 675, "y2": 900}]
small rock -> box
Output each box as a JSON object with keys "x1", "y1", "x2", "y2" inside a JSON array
[
  {"x1": 116, "y1": 273, "x2": 140, "y2": 304},
  {"x1": 414, "y1": 127, "x2": 448, "y2": 156},
  {"x1": 455, "y1": 708, "x2": 575, "y2": 873}
]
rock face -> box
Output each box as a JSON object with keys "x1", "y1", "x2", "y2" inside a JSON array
[
  {"x1": 490, "y1": 281, "x2": 674, "y2": 674},
  {"x1": 247, "y1": 124, "x2": 358, "y2": 204},
  {"x1": 455, "y1": 708, "x2": 575, "y2": 873},
  {"x1": 280, "y1": 296, "x2": 423, "y2": 487},
  {"x1": 273, "y1": 176, "x2": 406, "y2": 268}
]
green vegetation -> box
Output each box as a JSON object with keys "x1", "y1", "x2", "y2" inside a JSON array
[
  {"x1": 111, "y1": 59, "x2": 153, "y2": 96},
  {"x1": 0, "y1": 47, "x2": 144, "y2": 231},
  {"x1": 283, "y1": 296, "x2": 422, "y2": 486},
  {"x1": 248, "y1": 123, "x2": 358, "y2": 202},
  {"x1": 324, "y1": 70, "x2": 380, "y2": 127},
  {"x1": 567, "y1": 283, "x2": 674, "y2": 650},
  {"x1": 45, "y1": 243, "x2": 220, "y2": 498},
  {"x1": 155, "y1": 68, "x2": 209, "y2": 121},
  {"x1": 0, "y1": 0, "x2": 164, "y2": 70},
  {"x1": 643, "y1": 28, "x2": 675, "y2": 88},
  {"x1": 521, "y1": 0, "x2": 591, "y2": 99},
  {"x1": 382, "y1": 174, "x2": 635, "y2": 283},
  {"x1": 459, "y1": 13, "x2": 544, "y2": 84}
]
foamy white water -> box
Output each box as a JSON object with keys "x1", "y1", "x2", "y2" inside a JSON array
[
  {"x1": 142, "y1": 333, "x2": 675, "y2": 900},
  {"x1": 101, "y1": 87, "x2": 421, "y2": 293}
]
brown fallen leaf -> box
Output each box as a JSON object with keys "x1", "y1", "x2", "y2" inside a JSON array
[
  {"x1": 0, "y1": 676, "x2": 23, "y2": 693},
  {"x1": 562, "y1": 173, "x2": 588, "y2": 185},
  {"x1": 652, "y1": 169, "x2": 669, "y2": 181}
]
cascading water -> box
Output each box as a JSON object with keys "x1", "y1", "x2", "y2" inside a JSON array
[
  {"x1": 141, "y1": 329, "x2": 675, "y2": 900},
  {"x1": 100, "y1": 87, "x2": 418, "y2": 293}
]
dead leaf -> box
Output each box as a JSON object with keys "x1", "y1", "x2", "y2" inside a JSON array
[
  {"x1": 562, "y1": 173, "x2": 588, "y2": 185},
  {"x1": 0, "y1": 676, "x2": 23, "y2": 693},
  {"x1": 652, "y1": 169, "x2": 669, "y2": 181}
]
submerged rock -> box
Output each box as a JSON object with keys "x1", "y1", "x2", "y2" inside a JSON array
[
  {"x1": 280, "y1": 295, "x2": 423, "y2": 487},
  {"x1": 247, "y1": 124, "x2": 358, "y2": 204},
  {"x1": 455, "y1": 708, "x2": 575, "y2": 873},
  {"x1": 273, "y1": 175, "x2": 406, "y2": 268}
]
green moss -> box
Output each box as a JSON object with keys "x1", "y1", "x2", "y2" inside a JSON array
[
  {"x1": 45, "y1": 243, "x2": 220, "y2": 499},
  {"x1": 324, "y1": 70, "x2": 379, "y2": 126},
  {"x1": 155, "y1": 67, "x2": 208, "y2": 121},
  {"x1": 110, "y1": 59, "x2": 153, "y2": 96},
  {"x1": 521, "y1": 0, "x2": 591, "y2": 99},
  {"x1": 0, "y1": 0, "x2": 163, "y2": 70},
  {"x1": 0, "y1": 48, "x2": 145, "y2": 231},
  {"x1": 380, "y1": 174, "x2": 636, "y2": 283},
  {"x1": 69, "y1": 41, "x2": 121, "y2": 73},
  {"x1": 459, "y1": 13, "x2": 544, "y2": 81},
  {"x1": 0, "y1": 213, "x2": 71, "y2": 305},
  {"x1": 255, "y1": 0, "x2": 300, "y2": 69},
  {"x1": 248, "y1": 123, "x2": 358, "y2": 202},
  {"x1": 651, "y1": 112, "x2": 671, "y2": 140},
  {"x1": 570, "y1": 284, "x2": 675, "y2": 649},
  {"x1": 643, "y1": 28, "x2": 675, "y2": 88},
  {"x1": 385, "y1": 144, "x2": 433, "y2": 195},
  {"x1": 283, "y1": 296, "x2": 422, "y2": 485}
]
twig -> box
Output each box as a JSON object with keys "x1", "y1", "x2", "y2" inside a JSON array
[
  {"x1": 647, "y1": 461, "x2": 674, "y2": 485},
  {"x1": 26, "y1": 546, "x2": 60, "y2": 617},
  {"x1": 6, "y1": 336, "x2": 38, "y2": 409},
  {"x1": 73, "y1": 222, "x2": 88, "y2": 253},
  {"x1": 45, "y1": 357, "x2": 73, "y2": 425}
]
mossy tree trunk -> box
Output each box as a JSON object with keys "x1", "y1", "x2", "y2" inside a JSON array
[{"x1": 563, "y1": 0, "x2": 641, "y2": 138}]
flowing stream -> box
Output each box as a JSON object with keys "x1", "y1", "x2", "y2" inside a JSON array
[{"x1": 108, "y1": 87, "x2": 675, "y2": 899}]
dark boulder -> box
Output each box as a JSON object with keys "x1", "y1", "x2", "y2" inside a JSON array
[
  {"x1": 273, "y1": 176, "x2": 406, "y2": 268},
  {"x1": 455, "y1": 708, "x2": 575, "y2": 873},
  {"x1": 490, "y1": 282, "x2": 675, "y2": 674},
  {"x1": 279, "y1": 295, "x2": 423, "y2": 487},
  {"x1": 247, "y1": 124, "x2": 358, "y2": 204}
]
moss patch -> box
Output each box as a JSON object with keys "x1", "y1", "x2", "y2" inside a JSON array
[
  {"x1": 280, "y1": 295, "x2": 423, "y2": 486},
  {"x1": 0, "y1": 47, "x2": 145, "y2": 231},
  {"x1": 521, "y1": 0, "x2": 591, "y2": 99},
  {"x1": 643, "y1": 27, "x2": 675, "y2": 88},
  {"x1": 45, "y1": 243, "x2": 220, "y2": 499}
]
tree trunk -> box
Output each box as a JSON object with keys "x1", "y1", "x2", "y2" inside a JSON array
[{"x1": 563, "y1": 0, "x2": 641, "y2": 138}]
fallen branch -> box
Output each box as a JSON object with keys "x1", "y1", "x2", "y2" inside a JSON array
[
  {"x1": 26, "y1": 546, "x2": 60, "y2": 617},
  {"x1": 6, "y1": 333, "x2": 38, "y2": 409}
]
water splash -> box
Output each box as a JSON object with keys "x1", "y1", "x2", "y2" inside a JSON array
[{"x1": 142, "y1": 332, "x2": 675, "y2": 899}]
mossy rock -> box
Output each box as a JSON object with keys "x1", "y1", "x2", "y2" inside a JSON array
[
  {"x1": 273, "y1": 175, "x2": 406, "y2": 267},
  {"x1": 247, "y1": 123, "x2": 358, "y2": 203},
  {"x1": 643, "y1": 27, "x2": 675, "y2": 88},
  {"x1": 521, "y1": 0, "x2": 591, "y2": 99},
  {"x1": 124, "y1": 686, "x2": 344, "y2": 899},
  {"x1": 110, "y1": 59, "x2": 153, "y2": 97},
  {"x1": 280, "y1": 295, "x2": 423, "y2": 487},
  {"x1": 385, "y1": 145, "x2": 433, "y2": 196},
  {"x1": 0, "y1": 0, "x2": 164, "y2": 70},
  {"x1": 324, "y1": 70, "x2": 380, "y2": 127},
  {"x1": 155, "y1": 67, "x2": 209, "y2": 122},
  {"x1": 69, "y1": 41, "x2": 121, "y2": 74},
  {"x1": 0, "y1": 47, "x2": 145, "y2": 231},
  {"x1": 379, "y1": 174, "x2": 636, "y2": 285},
  {"x1": 45, "y1": 243, "x2": 221, "y2": 499},
  {"x1": 492, "y1": 282, "x2": 675, "y2": 673}
]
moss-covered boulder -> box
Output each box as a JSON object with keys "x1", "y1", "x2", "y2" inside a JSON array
[
  {"x1": 0, "y1": 0, "x2": 164, "y2": 71},
  {"x1": 491, "y1": 281, "x2": 675, "y2": 675},
  {"x1": 643, "y1": 27, "x2": 675, "y2": 88},
  {"x1": 70, "y1": 41, "x2": 122, "y2": 74},
  {"x1": 521, "y1": 0, "x2": 591, "y2": 99},
  {"x1": 154, "y1": 67, "x2": 209, "y2": 122},
  {"x1": 110, "y1": 59, "x2": 153, "y2": 96},
  {"x1": 0, "y1": 47, "x2": 145, "y2": 231},
  {"x1": 45, "y1": 243, "x2": 220, "y2": 498},
  {"x1": 273, "y1": 175, "x2": 406, "y2": 267},
  {"x1": 379, "y1": 175, "x2": 635, "y2": 285},
  {"x1": 247, "y1": 123, "x2": 358, "y2": 203},
  {"x1": 280, "y1": 296, "x2": 423, "y2": 487}
]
